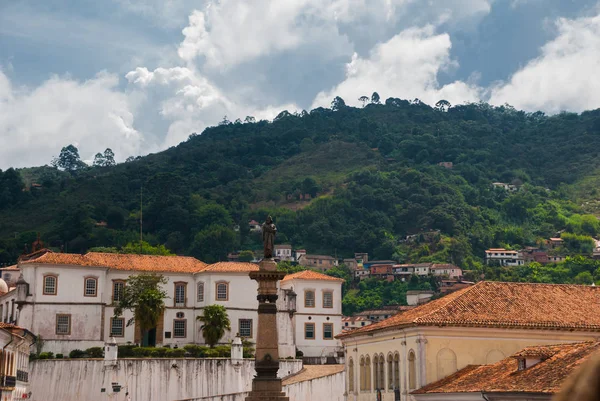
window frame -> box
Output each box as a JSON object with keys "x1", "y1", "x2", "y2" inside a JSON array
[
  {"x1": 323, "y1": 323, "x2": 333, "y2": 340},
  {"x1": 112, "y1": 280, "x2": 126, "y2": 303},
  {"x1": 239, "y1": 318, "x2": 253, "y2": 338},
  {"x1": 197, "y1": 282, "x2": 204, "y2": 302},
  {"x1": 304, "y1": 290, "x2": 315, "y2": 308},
  {"x1": 215, "y1": 281, "x2": 229, "y2": 301},
  {"x1": 322, "y1": 290, "x2": 333, "y2": 308},
  {"x1": 174, "y1": 281, "x2": 187, "y2": 307},
  {"x1": 173, "y1": 319, "x2": 187, "y2": 338},
  {"x1": 55, "y1": 314, "x2": 71, "y2": 335},
  {"x1": 43, "y1": 274, "x2": 58, "y2": 296},
  {"x1": 110, "y1": 317, "x2": 125, "y2": 337},
  {"x1": 304, "y1": 322, "x2": 315, "y2": 340},
  {"x1": 83, "y1": 276, "x2": 98, "y2": 297}
]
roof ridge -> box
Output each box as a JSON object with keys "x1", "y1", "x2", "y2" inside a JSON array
[{"x1": 412, "y1": 282, "x2": 480, "y2": 324}]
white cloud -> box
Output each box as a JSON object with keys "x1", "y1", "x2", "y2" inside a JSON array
[
  {"x1": 490, "y1": 14, "x2": 600, "y2": 113},
  {"x1": 0, "y1": 71, "x2": 143, "y2": 169},
  {"x1": 312, "y1": 26, "x2": 481, "y2": 108}
]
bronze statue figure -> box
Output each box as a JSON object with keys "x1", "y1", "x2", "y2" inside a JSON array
[{"x1": 262, "y1": 216, "x2": 277, "y2": 259}]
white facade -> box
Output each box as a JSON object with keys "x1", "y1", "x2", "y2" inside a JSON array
[
  {"x1": 0, "y1": 322, "x2": 35, "y2": 401},
  {"x1": 280, "y1": 274, "x2": 344, "y2": 358},
  {"x1": 430, "y1": 267, "x2": 462, "y2": 279},
  {"x1": 485, "y1": 249, "x2": 524, "y2": 266},
  {"x1": 9, "y1": 253, "x2": 342, "y2": 360},
  {"x1": 274, "y1": 245, "x2": 294, "y2": 262}
]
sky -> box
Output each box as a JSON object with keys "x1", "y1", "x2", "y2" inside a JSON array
[{"x1": 1, "y1": 0, "x2": 600, "y2": 169}]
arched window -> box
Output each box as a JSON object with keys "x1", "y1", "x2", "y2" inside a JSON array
[
  {"x1": 348, "y1": 358, "x2": 354, "y2": 393},
  {"x1": 436, "y1": 348, "x2": 457, "y2": 380},
  {"x1": 387, "y1": 353, "x2": 394, "y2": 390},
  {"x1": 360, "y1": 357, "x2": 366, "y2": 391},
  {"x1": 393, "y1": 353, "x2": 400, "y2": 389},
  {"x1": 373, "y1": 355, "x2": 379, "y2": 390},
  {"x1": 215, "y1": 282, "x2": 229, "y2": 301},
  {"x1": 43, "y1": 275, "x2": 57, "y2": 295},
  {"x1": 365, "y1": 355, "x2": 371, "y2": 392},
  {"x1": 84, "y1": 277, "x2": 97, "y2": 297},
  {"x1": 378, "y1": 353, "x2": 385, "y2": 390},
  {"x1": 408, "y1": 350, "x2": 417, "y2": 390},
  {"x1": 197, "y1": 282, "x2": 204, "y2": 302}
]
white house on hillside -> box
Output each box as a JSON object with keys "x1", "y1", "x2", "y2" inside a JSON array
[{"x1": 4, "y1": 250, "x2": 343, "y2": 359}]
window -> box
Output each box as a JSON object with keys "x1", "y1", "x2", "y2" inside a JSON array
[
  {"x1": 373, "y1": 355, "x2": 379, "y2": 390},
  {"x1": 84, "y1": 277, "x2": 97, "y2": 297},
  {"x1": 304, "y1": 290, "x2": 315, "y2": 308},
  {"x1": 348, "y1": 358, "x2": 354, "y2": 393},
  {"x1": 393, "y1": 353, "x2": 400, "y2": 389},
  {"x1": 378, "y1": 354, "x2": 385, "y2": 390},
  {"x1": 110, "y1": 318, "x2": 125, "y2": 337},
  {"x1": 56, "y1": 314, "x2": 71, "y2": 335},
  {"x1": 345, "y1": 322, "x2": 349, "y2": 327},
  {"x1": 197, "y1": 282, "x2": 204, "y2": 302},
  {"x1": 365, "y1": 356, "x2": 371, "y2": 392},
  {"x1": 112, "y1": 280, "x2": 125, "y2": 303},
  {"x1": 43, "y1": 275, "x2": 57, "y2": 295},
  {"x1": 216, "y1": 282, "x2": 229, "y2": 301},
  {"x1": 323, "y1": 323, "x2": 333, "y2": 340},
  {"x1": 322, "y1": 291, "x2": 333, "y2": 308},
  {"x1": 239, "y1": 319, "x2": 252, "y2": 338},
  {"x1": 387, "y1": 354, "x2": 394, "y2": 390},
  {"x1": 408, "y1": 350, "x2": 417, "y2": 390},
  {"x1": 304, "y1": 323, "x2": 315, "y2": 339},
  {"x1": 173, "y1": 319, "x2": 186, "y2": 338},
  {"x1": 360, "y1": 357, "x2": 366, "y2": 391},
  {"x1": 174, "y1": 282, "x2": 186, "y2": 307}
]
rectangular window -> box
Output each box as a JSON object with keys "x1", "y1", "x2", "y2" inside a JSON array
[
  {"x1": 323, "y1": 323, "x2": 333, "y2": 339},
  {"x1": 239, "y1": 319, "x2": 252, "y2": 338},
  {"x1": 175, "y1": 283, "x2": 186, "y2": 306},
  {"x1": 43, "y1": 275, "x2": 57, "y2": 295},
  {"x1": 84, "y1": 278, "x2": 97, "y2": 297},
  {"x1": 56, "y1": 314, "x2": 71, "y2": 335},
  {"x1": 216, "y1": 283, "x2": 228, "y2": 301},
  {"x1": 112, "y1": 281, "x2": 125, "y2": 303},
  {"x1": 197, "y1": 282, "x2": 204, "y2": 302},
  {"x1": 305, "y1": 323, "x2": 315, "y2": 340},
  {"x1": 304, "y1": 290, "x2": 315, "y2": 308},
  {"x1": 173, "y1": 319, "x2": 186, "y2": 338},
  {"x1": 323, "y1": 291, "x2": 333, "y2": 308},
  {"x1": 110, "y1": 318, "x2": 125, "y2": 337}
]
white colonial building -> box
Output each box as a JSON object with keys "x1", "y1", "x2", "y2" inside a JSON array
[
  {"x1": 0, "y1": 321, "x2": 35, "y2": 401},
  {"x1": 3, "y1": 250, "x2": 343, "y2": 358}
]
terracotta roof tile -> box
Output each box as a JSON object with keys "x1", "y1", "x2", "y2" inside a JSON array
[
  {"x1": 412, "y1": 342, "x2": 600, "y2": 395},
  {"x1": 338, "y1": 281, "x2": 600, "y2": 338},
  {"x1": 281, "y1": 270, "x2": 345, "y2": 283},
  {"x1": 282, "y1": 365, "x2": 345, "y2": 386},
  {"x1": 201, "y1": 262, "x2": 259, "y2": 273},
  {"x1": 24, "y1": 251, "x2": 207, "y2": 273}
]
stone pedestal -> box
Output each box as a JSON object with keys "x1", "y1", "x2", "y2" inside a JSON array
[{"x1": 246, "y1": 259, "x2": 289, "y2": 401}]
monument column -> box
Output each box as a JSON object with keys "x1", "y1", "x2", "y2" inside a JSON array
[{"x1": 245, "y1": 216, "x2": 289, "y2": 401}]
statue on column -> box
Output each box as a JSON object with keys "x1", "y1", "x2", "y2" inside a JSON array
[{"x1": 262, "y1": 216, "x2": 277, "y2": 259}]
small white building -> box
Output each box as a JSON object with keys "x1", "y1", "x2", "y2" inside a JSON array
[
  {"x1": 7, "y1": 250, "x2": 343, "y2": 360},
  {"x1": 485, "y1": 248, "x2": 524, "y2": 266},
  {"x1": 430, "y1": 264, "x2": 462, "y2": 279},
  {"x1": 274, "y1": 245, "x2": 294, "y2": 262},
  {"x1": 0, "y1": 321, "x2": 35, "y2": 401},
  {"x1": 280, "y1": 270, "x2": 344, "y2": 358}
]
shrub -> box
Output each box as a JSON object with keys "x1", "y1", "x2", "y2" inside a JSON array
[
  {"x1": 69, "y1": 349, "x2": 86, "y2": 359},
  {"x1": 295, "y1": 350, "x2": 304, "y2": 358},
  {"x1": 86, "y1": 347, "x2": 104, "y2": 358},
  {"x1": 118, "y1": 345, "x2": 138, "y2": 358},
  {"x1": 214, "y1": 345, "x2": 231, "y2": 357},
  {"x1": 55, "y1": 354, "x2": 64, "y2": 359},
  {"x1": 285, "y1": 356, "x2": 295, "y2": 360},
  {"x1": 132, "y1": 347, "x2": 152, "y2": 357},
  {"x1": 204, "y1": 349, "x2": 219, "y2": 358},
  {"x1": 166, "y1": 348, "x2": 186, "y2": 358},
  {"x1": 38, "y1": 352, "x2": 54, "y2": 360},
  {"x1": 183, "y1": 344, "x2": 209, "y2": 358}
]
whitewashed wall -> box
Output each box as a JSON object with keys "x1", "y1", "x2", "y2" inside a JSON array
[
  {"x1": 29, "y1": 359, "x2": 302, "y2": 401},
  {"x1": 180, "y1": 370, "x2": 346, "y2": 401}
]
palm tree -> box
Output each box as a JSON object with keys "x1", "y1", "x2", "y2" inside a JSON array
[{"x1": 197, "y1": 305, "x2": 231, "y2": 347}]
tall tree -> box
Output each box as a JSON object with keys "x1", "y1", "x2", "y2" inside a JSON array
[
  {"x1": 113, "y1": 274, "x2": 168, "y2": 340},
  {"x1": 197, "y1": 305, "x2": 231, "y2": 347},
  {"x1": 358, "y1": 96, "x2": 370, "y2": 107},
  {"x1": 435, "y1": 99, "x2": 451, "y2": 112},
  {"x1": 93, "y1": 153, "x2": 105, "y2": 167},
  {"x1": 103, "y1": 148, "x2": 116, "y2": 166},
  {"x1": 52, "y1": 144, "x2": 86, "y2": 172},
  {"x1": 371, "y1": 92, "x2": 381, "y2": 104},
  {"x1": 331, "y1": 96, "x2": 347, "y2": 111}
]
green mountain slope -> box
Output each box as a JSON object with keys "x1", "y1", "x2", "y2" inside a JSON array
[{"x1": 2, "y1": 99, "x2": 600, "y2": 267}]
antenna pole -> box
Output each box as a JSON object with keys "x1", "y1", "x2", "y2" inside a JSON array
[{"x1": 140, "y1": 186, "x2": 143, "y2": 255}]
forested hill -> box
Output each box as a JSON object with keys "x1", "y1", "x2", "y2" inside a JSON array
[{"x1": 3, "y1": 98, "x2": 600, "y2": 267}]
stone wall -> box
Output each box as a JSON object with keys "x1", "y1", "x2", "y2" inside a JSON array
[{"x1": 29, "y1": 358, "x2": 302, "y2": 401}]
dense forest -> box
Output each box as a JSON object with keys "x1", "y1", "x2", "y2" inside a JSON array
[{"x1": 3, "y1": 95, "x2": 600, "y2": 312}]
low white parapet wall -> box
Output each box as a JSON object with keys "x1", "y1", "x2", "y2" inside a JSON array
[{"x1": 29, "y1": 358, "x2": 302, "y2": 401}]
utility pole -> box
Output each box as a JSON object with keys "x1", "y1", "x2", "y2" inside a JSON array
[{"x1": 140, "y1": 186, "x2": 143, "y2": 255}]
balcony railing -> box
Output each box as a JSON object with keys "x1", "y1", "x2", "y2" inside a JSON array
[{"x1": 17, "y1": 370, "x2": 28, "y2": 383}]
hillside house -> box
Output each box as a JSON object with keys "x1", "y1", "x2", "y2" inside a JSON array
[
  {"x1": 430, "y1": 264, "x2": 462, "y2": 279},
  {"x1": 437, "y1": 162, "x2": 453, "y2": 169},
  {"x1": 274, "y1": 244, "x2": 293, "y2": 261},
  {"x1": 369, "y1": 265, "x2": 393, "y2": 278},
  {"x1": 546, "y1": 237, "x2": 564, "y2": 249},
  {"x1": 354, "y1": 268, "x2": 371, "y2": 280},
  {"x1": 248, "y1": 220, "x2": 261, "y2": 232},
  {"x1": 492, "y1": 182, "x2": 518, "y2": 191},
  {"x1": 485, "y1": 248, "x2": 524, "y2": 266},
  {"x1": 298, "y1": 254, "x2": 338, "y2": 272},
  {"x1": 342, "y1": 316, "x2": 372, "y2": 331}
]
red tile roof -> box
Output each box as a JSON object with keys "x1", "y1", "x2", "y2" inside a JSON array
[
  {"x1": 201, "y1": 262, "x2": 259, "y2": 273},
  {"x1": 412, "y1": 342, "x2": 600, "y2": 395},
  {"x1": 23, "y1": 251, "x2": 207, "y2": 273},
  {"x1": 281, "y1": 270, "x2": 344, "y2": 283},
  {"x1": 338, "y1": 281, "x2": 600, "y2": 339}
]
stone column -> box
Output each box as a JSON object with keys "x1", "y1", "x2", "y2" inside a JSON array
[{"x1": 245, "y1": 259, "x2": 289, "y2": 401}]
